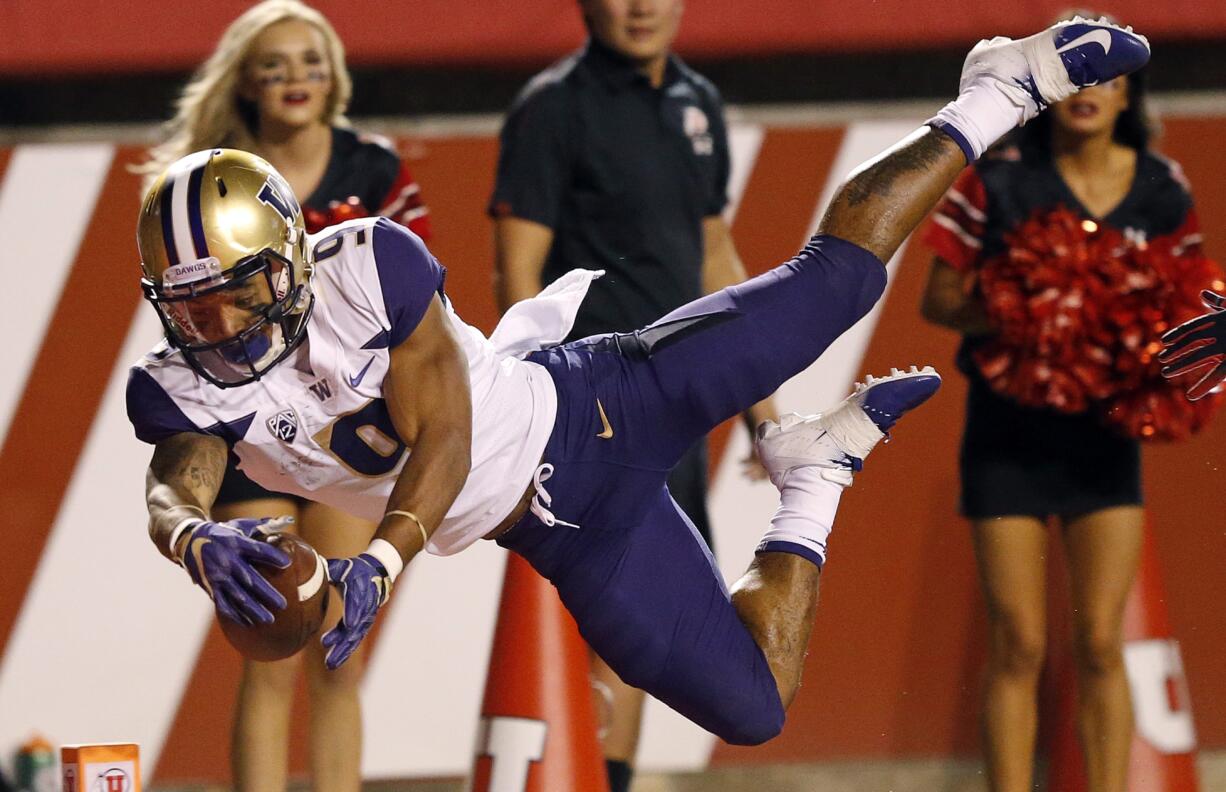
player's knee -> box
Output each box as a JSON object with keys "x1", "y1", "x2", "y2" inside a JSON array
[
  {"x1": 698, "y1": 666, "x2": 785, "y2": 746},
  {"x1": 602, "y1": 633, "x2": 674, "y2": 692},
  {"x1": 802, "y1": 235, "x2": 887, "y2": 321},
  {"x1": 715, "y1": 695, "x2": 785, "y2": 746},
  {"x1": 849, "y1": 248, "x2": 887, "y2": 321},
  {"x1": 576, "y1": 587, "x2": 676, "y2": 690}
]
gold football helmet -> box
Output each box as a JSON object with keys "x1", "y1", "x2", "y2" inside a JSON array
[{"x1": 137, "y1": 149, "x2": 313, "y2": 387}]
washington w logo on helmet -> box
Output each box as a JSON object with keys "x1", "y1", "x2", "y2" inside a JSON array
[
  {"x1": 257, "y1": 175, "x2": 299, "y2": 224},
  {"x1": 136, "y1": 149, "x2": 315, "y2": 389}
]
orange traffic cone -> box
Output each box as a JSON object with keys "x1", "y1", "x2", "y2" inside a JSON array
[
  {"x1": 469, "y1": 553, "x2": 609, "y2": 792},
  {"x1": 1047, "y1": 521, "x2": 1199, "y2": 791}
]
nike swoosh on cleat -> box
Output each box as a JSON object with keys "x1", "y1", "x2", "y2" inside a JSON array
[
  {"x1": 1056, "y1": 29, "x2": 1112, "y2": 56},
  {"x1": 348, "y1": 356, "x2": 376, "y2": 388}
]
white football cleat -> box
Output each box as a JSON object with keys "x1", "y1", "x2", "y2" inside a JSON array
[
  {"x1": 960, "y1": 17, "x2": 1151, "y2": 124},
  {"x1": 756, "y1": 366, "x2": 942, "y2": 488}
]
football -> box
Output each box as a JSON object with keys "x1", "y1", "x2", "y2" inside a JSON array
[{"x1": 219, "y1": 532, "x2": 330, "y2": 661}]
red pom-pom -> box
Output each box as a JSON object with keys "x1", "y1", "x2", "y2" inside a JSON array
[
  {"x1": 303, "y1": 206, "x2": 329, "y2": 234},
  {"x1": 974, "y1": 206, "x2": 1223, "y2": 440},
  {"x1": 1100, "y1": 376, "x2": 1219, "y2": 442},
  {"x1": 303, "y1": 196, "x2": 369, "y2": 233},
  {"x1": 328, "y1": 195, "x2": 367, "y2": 224},
  {"x1": 974, "y1": 208, "x2": 1117, "y2": 412}
]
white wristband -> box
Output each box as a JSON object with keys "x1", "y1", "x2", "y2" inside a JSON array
[
  {"x1": 167, "y1": 516, "x2": 205, "y2": 564},
  {"x1": 364, "y1": 538, "x2": 405, "y2": 583}
]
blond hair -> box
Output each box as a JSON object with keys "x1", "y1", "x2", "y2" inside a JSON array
[{"x1": 139, "y1": 0, "x2": 352, "y2": 188}]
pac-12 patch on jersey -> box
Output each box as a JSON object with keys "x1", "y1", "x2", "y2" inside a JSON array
[{"x1": 266, "y1": 409, "x2": 299, "y2": 444}]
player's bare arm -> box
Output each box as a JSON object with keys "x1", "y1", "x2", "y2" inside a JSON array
[
  {"x1": 494, "y1": 215, "x2": 555, "y2": 313},
  {"x1": 377, "y1": 293, "x2": 474, "y2": 563},
  {"x1": 145, "y1": 430, "x2": 291, "y2": 626},
  {"x1": 321, "y1": 292, "x2": 473, "y2": 668},
  {"x1": 145, "y1": 431, "x2": 228, "y2": 560}
]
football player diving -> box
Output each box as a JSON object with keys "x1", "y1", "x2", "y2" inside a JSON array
[{"x1": 130, "y1": 19, "x2": 1149, "y2": 744}]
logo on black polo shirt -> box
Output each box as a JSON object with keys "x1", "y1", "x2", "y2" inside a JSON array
[
  {"x1": 683, "y1": 106, "x2": 713, "y2": 156},
  {"x1": 267, "y1": 409, "x2": 299, "y2": 444}
]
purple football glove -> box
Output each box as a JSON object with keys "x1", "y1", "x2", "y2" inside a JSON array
[
  {"x1": 1161, "y1": 289, "x2": 1226, "y2": 401},
  {"x1": 179, "y1": 516, "x2": 293, "y2": 626},
  {"x1": 322, "y1": 554, "x2": 393, "y2": 669}
]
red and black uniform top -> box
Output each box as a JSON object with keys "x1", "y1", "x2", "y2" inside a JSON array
[
  {"x1": 921, "y1": 140, "x2": 1203, "y2": 519},
  {"x1": 302, "y1": 127, "x2": 432, "y2": 240},
  {"x1": 925, "y1": 140, "x2": 1201, "y2": 380}
]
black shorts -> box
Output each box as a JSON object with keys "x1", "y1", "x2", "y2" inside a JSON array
[
  {"x1": 959, "y1": 378, "x2": 1142, "y2": 520},
  {"x1": 214, "y1": 457, "x2": 306, "y2": 506}
]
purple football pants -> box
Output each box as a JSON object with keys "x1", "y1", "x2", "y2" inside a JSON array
[{"x1": 499, "y1": 235, "x2": 886, "y2": 744}]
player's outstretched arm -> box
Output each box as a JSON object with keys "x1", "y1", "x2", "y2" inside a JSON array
[
  {"x1": 146, "y1": 432, "x2": 228, "y2": 561},
  {"x1": 322, "y1": 294, "x2": 473, "y2": 668},
  {"x1": 380, "y1": 294, "x2": 474, "y2": 548},
  {"x1": 146, "y1": 432, "x2": 292, "y2": 625}
]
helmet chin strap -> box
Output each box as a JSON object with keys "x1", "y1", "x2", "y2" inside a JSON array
[{"x1": 288, "y1": 283, "x2": 313, "y2": 315}]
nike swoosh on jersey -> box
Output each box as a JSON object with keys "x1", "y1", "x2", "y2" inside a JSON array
[
  {"x1": 1056, "y1": 29, "x2": 1112, "y2": 56},
  {"x1": 348, "y1": 356, "x2": 376, "y2": 388},
  {"x1": 596, "y1": 398, "x2": 614, "y2": 439}
]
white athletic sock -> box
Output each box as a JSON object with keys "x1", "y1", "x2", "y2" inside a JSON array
[
  {"x1": 929, "y1": 79, "x2": 1029, "y2": 163},
  {"x1": 756, "y1": 465, "x2": 846, "y2": 568}
]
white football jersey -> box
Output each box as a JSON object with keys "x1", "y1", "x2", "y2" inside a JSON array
[{"x1": 128, "y1": 217, "x2": 589, "y2": 555}]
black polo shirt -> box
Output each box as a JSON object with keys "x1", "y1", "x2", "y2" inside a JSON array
[{"x1": 489, "y1": 38, "x2": 731, "y2": 339}]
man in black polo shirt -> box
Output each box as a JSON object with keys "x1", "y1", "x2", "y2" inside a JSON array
[{"x1": 489, "y1": 0, "x2": 774, "y2": 788}]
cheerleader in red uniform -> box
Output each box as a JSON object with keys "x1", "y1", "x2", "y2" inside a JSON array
[
  {"x1": 920, "y1": 63, "x2": 1203, "y2": 792},
  {"x1": 139, "y1": 2, "x2": 431, "y2": 790}
]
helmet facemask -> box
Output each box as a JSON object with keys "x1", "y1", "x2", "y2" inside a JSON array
[{"x1": 142, "y1": 245, "x2": 312, "y2": 388}]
